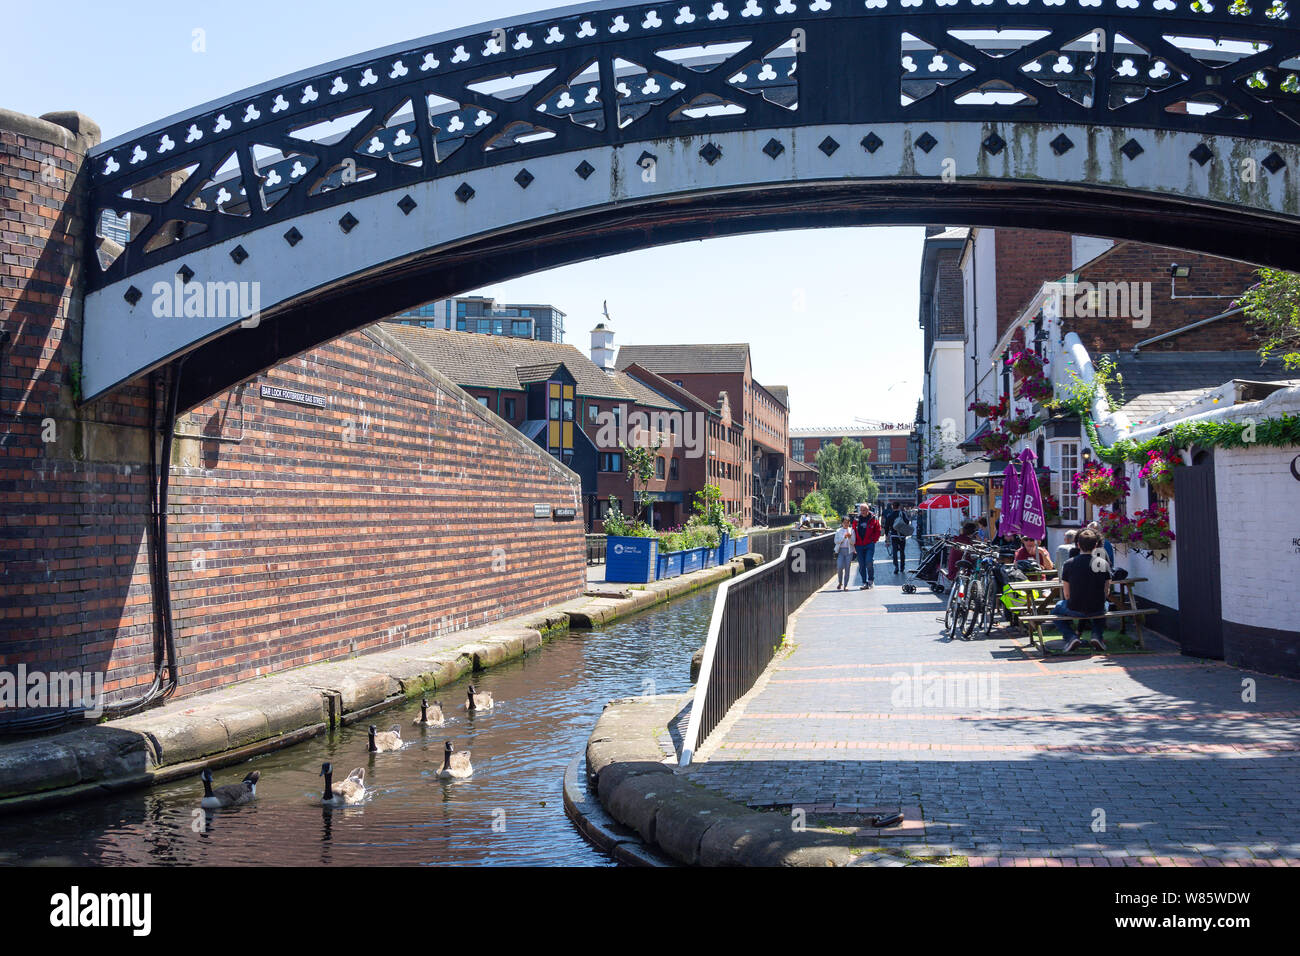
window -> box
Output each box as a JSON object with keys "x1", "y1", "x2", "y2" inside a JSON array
[
  {"x1": 549, "y1": 397, "x2": 561, "y2": 419},
  {"x1": 655, "y1": 457, "x2": 665, "y2": 479},
  {"x1": 477, "y1": 319, "x2": 491, "y2": 333},
  {"x1": 456, "y1": 318, "x2": 467, "y2": 331},
  {"x1": 476, "y1": 396, "x2": 489, "y2": 407},
  {"x1": 511, "y1": 320, "x2": 530, "y2": 337},
  {"x1": 879, "y1": 441, "x2": 891, "y2": 463},
  {"x1": 792, "y1": 438, "x2": 804, "y2": 462},
  {"x1": 597, "y1": 498, "x2": 622, "y2": 519},
  {"x1": 562, "y1": 398, "x2": 574, "y2": 422},
  {"x1": 600, "y1": 452, "x2": 623, "y2": 472},
  {"x1": 588, "y1": 403, "x2": 600, "y2": 423},
  {"x1": 503, "y1": 397, "x2": 516, "y2": 419},
  {"x1": 1054, "y1": 441, "x2": 1081, "y2": 524},
  {"x1": 669, "y1": 458, "x2": 679, "y2": 481}
]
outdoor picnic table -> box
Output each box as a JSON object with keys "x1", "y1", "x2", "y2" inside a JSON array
[{"x1": 1008, "y1": 576, "x2": 1153, "y2": 652}]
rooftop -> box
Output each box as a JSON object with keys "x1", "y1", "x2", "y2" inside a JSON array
[
  {"x1": 1111, "y1": 350, "x2": 1299, "y2": 425},
  {"x1": 614, "y1": 343, "x2": 751, "y2": 375},
  {"x1": 377, "y1": 323, "x2": 680, "y2": 409},
  {"x1": 791, "y1": 426, "x2": 914, "y2": 438}
]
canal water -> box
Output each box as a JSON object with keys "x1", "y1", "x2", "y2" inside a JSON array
[{"x1": 0, "y1": 585, "x2": 716, "y2": 867}]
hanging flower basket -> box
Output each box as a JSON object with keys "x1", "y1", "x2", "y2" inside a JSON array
[
  {"x1": 1128, "y1": 506, "x2": 1176, "y2": 554},
  {"x1": 1073, "y1": 462, "x2": 1129, "y2": 507},
  {"x1": 1006, "y1": 414, "x2": 1042, "y2": 437},
  {"x1": 1139, "y1": 449, "x2": 1182, "y2": 500}
]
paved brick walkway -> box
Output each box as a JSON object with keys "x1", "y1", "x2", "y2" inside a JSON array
[{"x1": 685, "y1": 547, "x2": 1300, "y2": 866}]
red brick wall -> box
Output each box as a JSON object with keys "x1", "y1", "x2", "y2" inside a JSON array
[
  {"x1": 1, "y1": 114, "x2": 586, "y2": 703},
  {"x1": 995, "y1": 229, "x2": 1073, "y2": 339},
  {"x1": 1071, "y1": 242, "x2": 1260, "y2": 353}
]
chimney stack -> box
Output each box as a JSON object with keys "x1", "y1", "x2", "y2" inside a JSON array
[{"x1": 590, "y1": 319, "x2": 616, "y2": 371}]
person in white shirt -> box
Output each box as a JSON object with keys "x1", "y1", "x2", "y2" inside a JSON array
[{"x1": 833, "y1": 516, "x2": 855, "y2": 590}]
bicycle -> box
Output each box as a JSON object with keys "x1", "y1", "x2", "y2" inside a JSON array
[
  {"x1": 962, "y1": 546, "x2": 1004, "y2": 640},
  {"x1": 942, "y1": 538, "x2": 983, "y2": 639}
]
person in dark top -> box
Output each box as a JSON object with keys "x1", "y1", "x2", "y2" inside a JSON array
[
  {"x1": 1054, "y1": 528, "x2": 1112, "y2": 653},
  {"x1": 944, "y1": 521, "x2": 978, "y2": 585},
  {"x1": 879, "y1": 502, "x2": 900, "y2": 573}
]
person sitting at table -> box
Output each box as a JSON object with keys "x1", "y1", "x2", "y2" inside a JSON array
[
  {"x1": 1055, "y1": 529, "x2": 1076, "y2": 569},
  {"x1": 1014, "y1": 536, "x2": 1054, "y2": 571},
  {"x1": 1054, "y1": 528, "x2": 1112, "y2": 653},
  {"x1": 944, "y1": 521, "x2": 979, "y2": 586}
]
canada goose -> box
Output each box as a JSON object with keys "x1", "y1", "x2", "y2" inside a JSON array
[
  {"x1": 199, "y1": 768, "x2": 259, "y2": 808},
  {"x1": 368, "y1": 723, "x2": 403, "y2": 752},
  {"x1": 320, "y1": 762, "x2": 365, "y2": 806},
  {"x1": 438, "y1": 740, "x2": 473, "y2": 779},
  {"x1": 464, "y1": 685, "x2": 494, "y2": 711},
  {"x1": 413, "y1": 698, "x2": 445, "y2": 727}
]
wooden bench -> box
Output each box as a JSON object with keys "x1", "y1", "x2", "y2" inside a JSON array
[{"x1": 1018, "y1": 609, "x2": 1156, "y2": 653}]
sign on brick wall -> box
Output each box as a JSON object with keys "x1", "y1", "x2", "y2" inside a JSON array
[{"x1": 260, "y1": 384, "x2": 326, "y2": 408}]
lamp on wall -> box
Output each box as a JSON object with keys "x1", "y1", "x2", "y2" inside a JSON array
[{"x1": 1081, "y1": 446, "x2": 1093, "y2": 467}]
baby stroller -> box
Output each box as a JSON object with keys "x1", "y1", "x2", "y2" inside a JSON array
[{"x1": 901, "y1": 536, "x2": 948, "y2": 595}]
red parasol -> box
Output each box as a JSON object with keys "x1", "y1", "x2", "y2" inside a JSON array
[{"x1": 918, "y1": 494, "x2": 971, "y2": 510}]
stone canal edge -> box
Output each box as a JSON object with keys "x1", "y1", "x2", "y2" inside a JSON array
[
  {"x1": 0, "y1": 556, "x2": 761, "y2": 815},
  {"x1": 575, "y1": 695, "x2": 934, "y2": 867}
]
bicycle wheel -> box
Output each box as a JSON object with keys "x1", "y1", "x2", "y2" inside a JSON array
[
  {"x1": 961, "y1": 580, "x2": 983, "y2": 639},
  {"x1": 943, "y1": 582, "x2": 961, "y2": 636},
  {"x1": 980, "y1": 571, "x2": 998, "y2": 637}
]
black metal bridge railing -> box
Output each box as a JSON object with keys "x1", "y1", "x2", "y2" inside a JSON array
[{"x1": 679, "y1": 530, "x2": 835, "y2": 763}]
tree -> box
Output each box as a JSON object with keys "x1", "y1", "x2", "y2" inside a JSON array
[
  {"x1": 814, "y1": 440, "x2": 879, "y2": 503},
  {"x1": 620, "y1": 438, "x2": 663, "y2": 523},
  {"x1": 799, "y1": 490, "x2": 836, "y2": 519},
  {"x1": 1238, "y1": 268, "x2": 1300, "y2": 370},
  {"x1": 822, "y1": 473, "x2": 871, "y2": 517}
]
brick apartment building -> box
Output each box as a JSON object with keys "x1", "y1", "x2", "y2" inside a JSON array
[
  {"x1": 789, "y1": 427, "x2": 919, "y2": 502},
  {"x1": 379, "y1": 323, "x2": 711, "y2": 531},
  {"x1": 614, "y1": 343, "x2": 790, "y2": 525}
]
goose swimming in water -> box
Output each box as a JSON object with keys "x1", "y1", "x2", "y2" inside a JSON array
[
  {"x1": 320, "y1": 762, "x2": 366, "y2": 805},
  {"x1": 464, "y1": 685, "x2": 494, "y2": 711},
  {"x1": 368, "y1": 723, "x2": 403, "y2": 752},
  {"x1": 413, "y1": 698, "x2": 445, "y2": 727},
  {"x1": 199, "y1": 768, "x2": 259, "y2": 808},
  {"x1": 438, "y1": 740, "x2": 473, "y2": 779}
]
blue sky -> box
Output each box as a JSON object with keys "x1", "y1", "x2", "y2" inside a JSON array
[{"x1": 6, "y1": 0, "x2": 926, "y2": 427}]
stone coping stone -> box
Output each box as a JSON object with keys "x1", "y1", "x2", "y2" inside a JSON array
[{"x1": 586, "y1": 695, "x2": 933, "y2": 868}]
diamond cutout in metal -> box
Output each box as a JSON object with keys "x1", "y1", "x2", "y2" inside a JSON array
[
  {"x1": 177, "y1": 264, "x2": 195, "y2": 285},
  {"x1": 397, "y1": 194, "x2": 418, "y2": 215},
  {"x1": 861, "y1": 133, "x2": 883, "y2": 154},
  {"x1": 982, "y1": 133, "x2": 1006, "y2": 156},
  {"x1": 124, "y1": 285, "x2": 142, "y2": 306},
  {"x1": 455, "y1": 182, "x2": 475, "y2": 203},
  {"x1": 915, "y1": 132, "x2": 938, "y2": 154},
  {"x1": 1050, "y1": 134, "x2": 1074, "y2": 156},
  {"x1": 575, "y1": 160, "x2": 595, "y2": 180},
  {"x1": 1120, "y1": 138, "x2": 1144, "y2": 161},
  {"x1": 699, "y1": 142, "x2": 722, "y2": 166},
  {"x1": 1189, "y1": 143, "x2": 1214, "y2": 167},
  {"x1": 819, "y1": 136, "x2": 840, "y2": 156},
  {"x1": 284, "y1": 226, "x2": 303, "y2": 246},
  {"x1": 339, "y1": 212, "x2": 359, "y2": 233},
  {"x1": 229, "y1": 245, "x2": 249, "y2": 265},
  {"x1": 514, "y1": 169, "x2": 534, "y2": 189},
  {"x1": 763, "y1": 138, "x2": 785, "y2": 159},
  {"x1": 1263, "y1": 152, "x2": 1286, "y2": 174}
]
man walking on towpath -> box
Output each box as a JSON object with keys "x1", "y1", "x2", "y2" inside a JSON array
[{"x1": 852, "y1": 503, "x2": 883, "y2": 590}]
